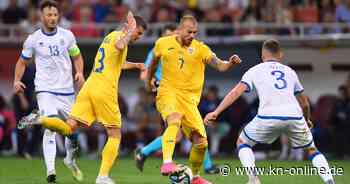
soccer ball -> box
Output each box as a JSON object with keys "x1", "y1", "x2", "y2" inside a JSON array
[{"x1": 169, "y1": 164, "x2": 193, "y2": 184}]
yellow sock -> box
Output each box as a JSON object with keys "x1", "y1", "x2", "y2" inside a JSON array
[
  {"x1": 162, "y1": 121, "x2": 180, "y2": 162},
  {"x1": 40, "y1": 117, "x2": 73, "y2": 136},
  {"x1": 98, "y1": 137, "x2": 120, "y2": 176},
  {"x1": 189, "y1": 142, "x2": 207, "y2": 175}
]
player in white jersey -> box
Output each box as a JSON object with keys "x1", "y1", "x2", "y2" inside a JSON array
[
  {"x1": 13, "y1": 1, "x2": 84, "y2": 183},
  {"x1": 204, "y1": 39, "x2": 335, "y2": 184}
]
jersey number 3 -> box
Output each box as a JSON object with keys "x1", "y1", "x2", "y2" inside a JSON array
[
  {"x1": 271, "y1": 70, "x2": 287, "y2": 89},
  {"x1": 95, "y1": 48, "x2": 105, "y2": 73}
]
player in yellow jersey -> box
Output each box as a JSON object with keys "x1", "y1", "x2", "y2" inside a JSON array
[
  {"x1": 18, "y1": 12, "x2": 147, "y2": 184},
  {"x1": 146, "y1": 15, "x2": 241, "y2": 184}
]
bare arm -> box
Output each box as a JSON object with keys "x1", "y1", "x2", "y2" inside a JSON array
[
  {"x1": 204, "y1": 82, "x2": 247, "y2": 125},
  {"x1": 13, "y1": 58, "x2": 28, "y2": 94},
  {"x1": 208, "y1": 54, "x2": 241, "y2": 72},
  {"x1": 122, "y1": 61, "x2": 145, "y2": 70},
  {"x1": 296, "y1": 92, "x2": 311, "y2": 121},
  {"x1": 115, "y1": 12, "x2": 136, "y2": 50},
  {"x1": 72, "y1": 54, "x2": 85, "y2": 90},
  {"x1": 145, "y1": 55, "x2": 160, "y2": 92}
]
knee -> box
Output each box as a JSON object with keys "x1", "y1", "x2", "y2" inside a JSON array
[
  {"x1": 236, "y1": 138, "x2": 245, "y2": 148},
  {"x1": 192, "y1": 135, "x2": 208, "y2": 149},
  {"x1": 166, "y1": 113, "x2": 183, "y2": 124},
  {"x1": 106, "y1": 127, "x2": 121, "y2": 139}
]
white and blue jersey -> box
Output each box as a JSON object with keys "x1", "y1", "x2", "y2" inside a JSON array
[
  {"x1": 239, "y1": 60, "x2": 314, "y2": 149},
  {"x1": 21, "y1": 26, "x2": 77, "y2": 95},
  {"x1": 145, "y1": 48, "x2": 162, "y2": 82},
  {"x1": 241, "y1": 61, "x2": 304, "y2": 119}
]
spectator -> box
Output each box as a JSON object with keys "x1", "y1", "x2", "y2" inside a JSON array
[
  {"x1": 93, "y1": 0, "x2": 112, "y2": 22},
  {"x1": 1, "y1": 0, "x2": 27, "y2": 24},
  {"x1": 294, "y1": 0, "x2": 319, "y2": 23},
  {"x1": 336, "y1": 0, "x2": 350, "y2": 31},
  {"x1": 0, "y1": 94, "x2": 17, "y2": 155},
  {"x1": 331, "y1": 85, "x2": 350, "y2": 159},
  {"x1": 71, "y1": 5, "x2": 100, "y2": 38},
  {"x1": 19, "y1": 8, "x2": 40, "y2": 36}
]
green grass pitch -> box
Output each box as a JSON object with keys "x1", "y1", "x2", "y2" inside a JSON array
[{"x1": 0, "y1": 157, "x2": 348, "y2": 184}]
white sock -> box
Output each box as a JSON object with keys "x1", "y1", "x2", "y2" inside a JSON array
[
  {"x1": 311, "y1": 153, "x2": 334, "y2": 183},
  {"x1": 43, "y1": 129, "x2": 57, "y2": 176},
  {"x1": 65, "y1": 137, "x2": 74, "y2": 162},
  {"x1": 56, "y1": 135, "x2": 65, "y2": 154},
  {"x1": 238, "y1": 145, "x2": 256, "y2": 176}
]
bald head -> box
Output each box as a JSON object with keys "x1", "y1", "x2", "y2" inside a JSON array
[{"x1": 177, "y1": 15, "x2": 198, "y2": 46}]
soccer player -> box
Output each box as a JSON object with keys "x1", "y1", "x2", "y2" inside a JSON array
[
  {"x1": 146, "y1": 15, "x2": 241, "y2": 184},
  {"x1": 18, "y1": 12, "x2": 147, "y2": 184},
  {"x1": 14, "y1": 1, "x2": 84, "y2": 183},
  {"x1": 204, "y1": 39, "x2": 335, "y2": 184},
  {"x1": 136, "y1": 24, "x2": 222, "y2": 175}
]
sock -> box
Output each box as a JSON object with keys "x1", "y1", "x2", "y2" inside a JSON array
[
  {"x1": 309, "y1": 152, "x2": 334, "y2": 183},
  {"x1": 189, "y1": 141, "x2": 207, "y2": 175},
  {"x1": 98, "y1": 137, "x2": 121, "y2": 177},
  {"x1": 203, "y1": 148, "x2": 213, "y2": 170},
  {"x1": 43, "y1": 129, "x2": 57, "y2": 176},
  {"x1": 142, "y1": 136, "x2": 162, "y2": 156},
  {"x1": 238, "y1": 144, "x2": 256, "y2": 176},
  {"x1": 65, "y1": 133, "x2": 79, "y2": 162},
  {"x1": 162, "y1": 122, "x2": 180, "y2": 162},
  {"x1": 40, "y1": 117, "x2": 73, "y2": 136}
]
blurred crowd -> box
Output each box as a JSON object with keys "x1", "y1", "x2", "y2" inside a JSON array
[
  {"x1": 0, "y1": 62, "x2": 349, "y2": 160},
  {"x1": 1, "y1": 0, "x2": 350, "y2": 37}
]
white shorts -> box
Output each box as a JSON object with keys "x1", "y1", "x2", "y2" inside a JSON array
[
  {"x1": 239, "y1": 116, "x2": 314, "y2": 149},
  {"x1": 37, "y1": 92, "x2": 75, "y2": 116}
]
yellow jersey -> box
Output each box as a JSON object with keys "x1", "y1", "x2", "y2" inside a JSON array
[
  {"x1": 153, "y1": 35, "x2": 213, "y2": 99},
  {"x1": 89, "y1": 31, "x2": 127, "y2": 91}
]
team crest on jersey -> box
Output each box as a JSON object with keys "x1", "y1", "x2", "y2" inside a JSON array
[
  {"x1": 38, "y1": 42, "x2": 44, "y2": 47},
  {"x1": 188, "y1": 47, "x2": 194, "y2": 54},
  {"x1": 60, "y1": 39, "x2": 65, "y2": 46}
]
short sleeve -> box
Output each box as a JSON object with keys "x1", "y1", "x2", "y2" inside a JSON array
[
  {"x1": 21, "y1": 35, "x2": 34, "y2": 60},
  {"x1": 67, "y1": 31, "x2": 78, "y2": 50},
  {"x1": 153, "y1": 38, "x2": 162, "y2": 58},
  {"x1": 200, "y1": 43, "x2": 213, "y2": 64},
  {"x1": 292, "y1": 70, "x2": 304, "y2": 95},
  {"x1": 240, "y1": 69, "x2": 254, "y2": 93}
]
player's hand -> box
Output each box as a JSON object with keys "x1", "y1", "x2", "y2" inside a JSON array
[
  {"x1": 126, "y1": 11, "x2": 136, "y2": 33},
  {"x1": 229, "y1": 54, "x2": 241, "y2": 65},
  {"x1": 13, "y1": 81, "x2": 26, "y2": 94},
  {"x1": 74, "y1": 72, "x2": 85, "y2": 90},
  {"x1": 307, "y1": 119, "x2": 314, "y2": 129},
  {"x1": 145, "y1": 78, "x2": 157, "y2": 92},
  {"x1": 204, "y1": 111, "x2": 219, "y2": 126},
  {"x1": 137, "y1": 63, "x2": 146, "y2": 72}
]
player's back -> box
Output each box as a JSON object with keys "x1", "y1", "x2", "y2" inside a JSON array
[
  {"x1": 242, "y1": 61, "x2": 304, "y2": 118},
  {"x1": 89, "y1": 31, "x2": 127, "y2": 91}
]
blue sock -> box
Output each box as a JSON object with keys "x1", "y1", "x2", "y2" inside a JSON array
[
  {"x1": 203, "y1": 149, "x2": 213, "y2": 170},
  {"x1": 141, "y1": 136, "x2": 163, "y2": 156}
]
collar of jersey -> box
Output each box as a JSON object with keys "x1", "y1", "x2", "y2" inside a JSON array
[
  {"x1": 265, "y1": 59, "x2": 279, "y2": 63},
  {"x1": 41, "y1": 27, "x2": 57, "y2": 36}
]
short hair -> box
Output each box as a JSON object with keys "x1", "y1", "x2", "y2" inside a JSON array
[
  {"x1": 134, "y1": 15, "x2": 148, "y2": 30},
  {"x1": 179, "y1": 15, "x2": 198, "y2": 26},
  {"x1": 262, "y1": 39, "x2": 281, "y2": 54},
  {"x1": 40, "y1": 0, "x2": 59, "y2": 12}
]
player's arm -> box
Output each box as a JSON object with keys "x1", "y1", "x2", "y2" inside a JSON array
[
  {"x1": 122, "y1": 61, "x2": 145, "y2": 71},
  {"x1": 69, "y1": 44, "x2": 85, "y2": 90},
  {"x1": 145, "y1": 54, "x2": 160, "y2": 92},
  {"x1": 13, "y1": 57, "x2": 28, "y2": 94},
  {"x1": 115, "y1": 12, "x2": 136, "y2": 51},
  {"x1": 204, "y1": 82, "x2": 247, "y2": 125},
  {"x1": 140, "y1": 50, "x2": 153, "y2": 80},
  {"x1": 208, "y1": 53, "x2": 241, "y2": 72},
  {"x1": 296, "y1": 92, "x2": 313, "y2": 128}
]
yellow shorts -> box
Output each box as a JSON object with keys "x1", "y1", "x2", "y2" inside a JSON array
[
  {"x1": 156, "y1": 88, "x2": 206, "y2": 138},
  {"x1": 70, "y1": 79, "x2": 121, "y2": 128}
]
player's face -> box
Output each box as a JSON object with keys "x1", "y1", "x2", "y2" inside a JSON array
[
  {"x1": 41, "y1": 7, "x2": 59, "y2": 30},
  {"x1": 179, "y1": 21, "x2": 198, "y2": 46},
  {"x1": 131, "y1": 26, "x2": 145, "y2": 42}
]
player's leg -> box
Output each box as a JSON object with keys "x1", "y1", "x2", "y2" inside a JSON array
[
  {"x1": 288, "y1": 119, "x2": 335, "y2": 184},
  {"x1": 95, "y1": 126, "x2": 121, "y2": 184},
  {"x1": 36, "y1": 93, "x2": 60, "y2": 183},
  {"x1": 203, "y1": 149, "x2": 221, "y2": 174}
]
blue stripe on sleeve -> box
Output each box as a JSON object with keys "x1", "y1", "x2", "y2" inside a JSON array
[
  {"x1": 240, "y1": 81, "x2": 252, "y2": 92},
  {"x1": 20, "y1": 53, "x2": 31, "y2": 60}
]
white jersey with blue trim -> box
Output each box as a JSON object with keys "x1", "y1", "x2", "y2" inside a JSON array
[
  {"x1": 21, "y1": 26, "x2": 77, "y2": 94},
  {"x1": 241, "y1": 61, "x2": 304, "y2": 118}
]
